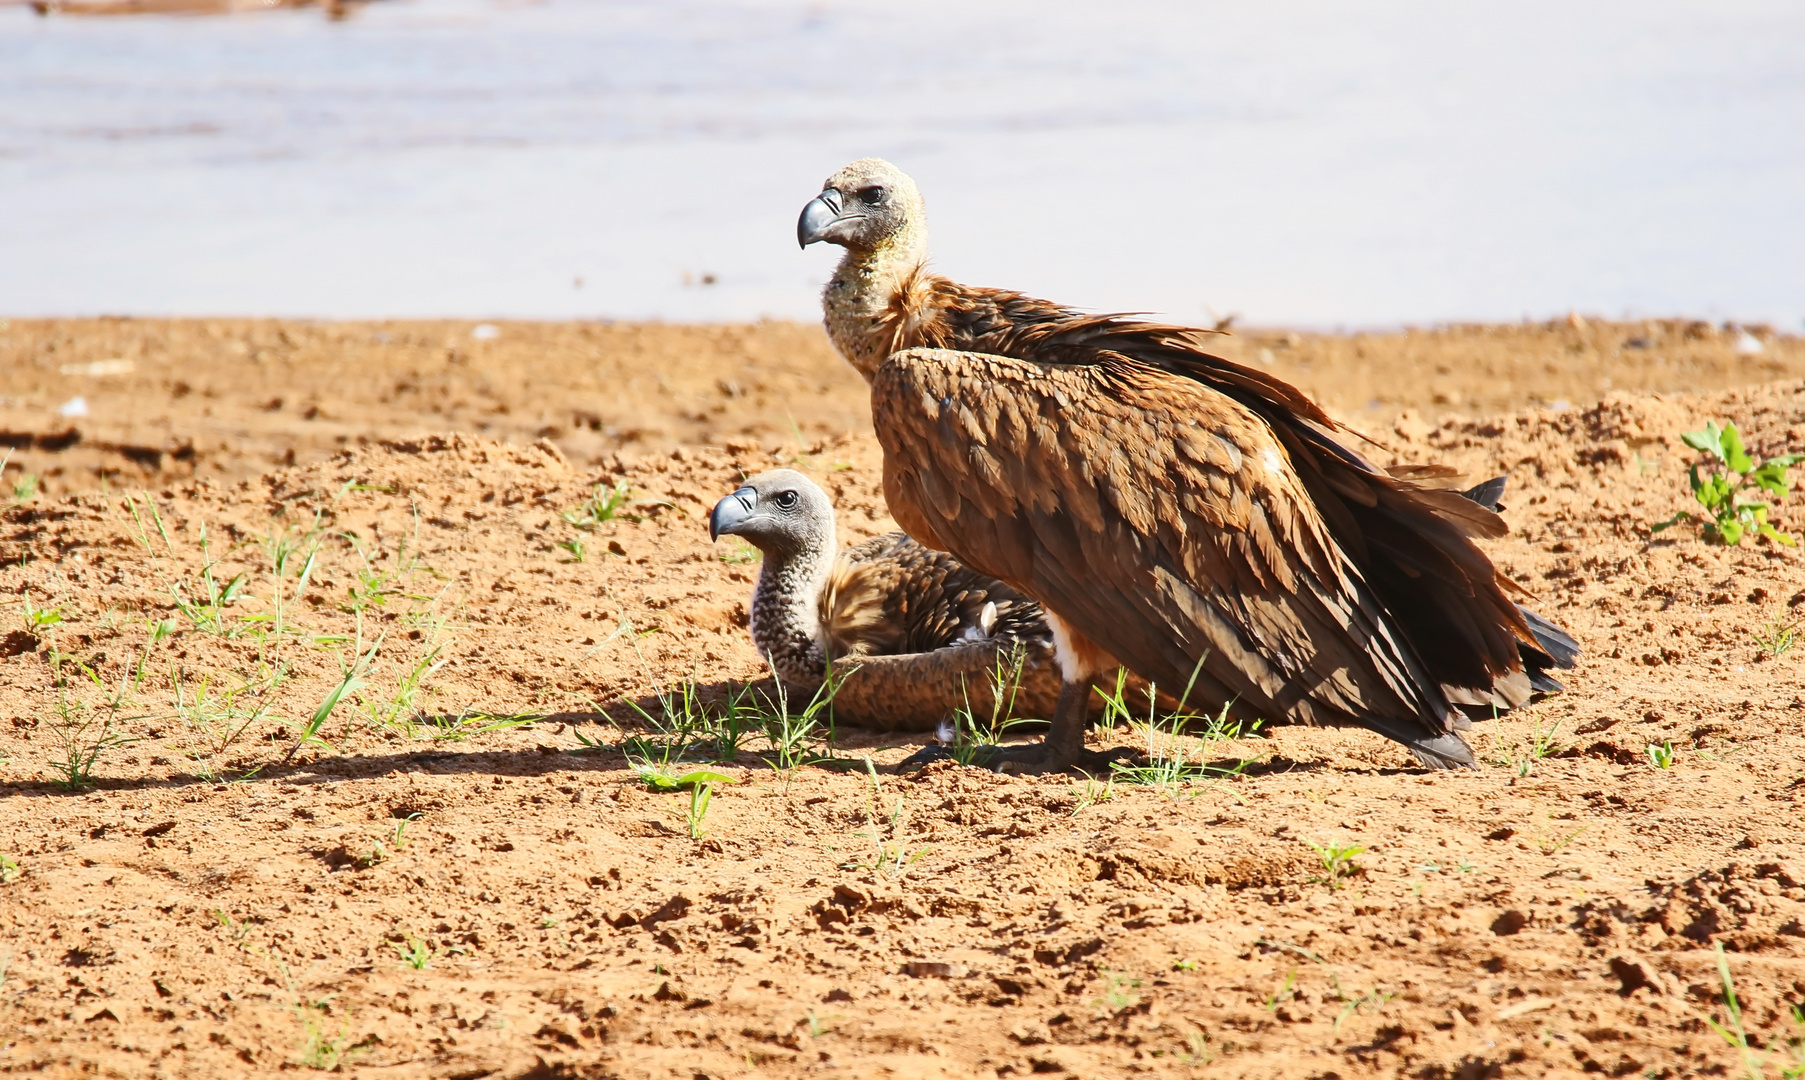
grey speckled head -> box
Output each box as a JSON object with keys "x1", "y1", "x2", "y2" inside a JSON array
[
  {"x1": 796, "y1": 157, "x2": 925, "y2": 253},
  {"x1": 708, "y1": 468, "x2": 836, "y2": 560}
]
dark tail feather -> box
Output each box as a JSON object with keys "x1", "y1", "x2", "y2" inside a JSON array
[
  {"x1": 1520, "y1": 606, "x2": 1580, "y2": 669},
  {"x1": 1461, "y1": 475, "x2": 1508, "y2": 512},
  {"x1": 1360, "y1": 715, "x2": 1478, "y2": 770},
  {"x1": 1454, "y1": 475, "x2": 1581, "y2": 690}
]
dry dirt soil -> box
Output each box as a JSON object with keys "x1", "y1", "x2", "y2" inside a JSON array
[{"x1": 2, "y1": 317, "x2": 1804, "y2": 1080}]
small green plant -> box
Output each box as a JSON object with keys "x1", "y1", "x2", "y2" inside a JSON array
[
  {"x1": 556, "y1": 537, "x2": 586, "y2": 563},
  {"x1": 1785, "y1": 1005, "x2": 1805, "y2": 1080},
  {"x1": 1263, "y1": 969, "x2": 1297, "y2": 1013},
  {"x1": 755, "y1": 660, "x2": 843, "y2": 773},
  {"x1": 416, "y1": 708, "x2": 538, "y2": 743},
  {"x1": 171, "y1": 664, "x2": 285, "y2": 782},
  {"x1": 945, "y1": 643, "x2": 1036, "y2": 767},
  {"x1": 21, "y1": 597, "x2": 62, "y2": 635},
  {"x1": 858, "y1": 840, "x2": 926, "y2": 876},
  {"x1": 1096, "y1": 660, "x2": 1256, "y2": 790},
  {"x1": 562, "y1": 479, "x2": 633, "y2": 530},
  {"x1": 389, "y1": 814, "x2": 420, "y2": 849},
  {"x1": 1177, "y1": 1030, "x2": 1216, "y2": 1066},
  {"x1": 1489, "y1": 717, "x2": 1565, "y2": 777},
  {"x1": 1652, "y1": 420, "x2": 1801, "y2": 546},
  {"x1": 1306, "y1": 839, "x2": 1367, "y2": 889},
  {"x1": 718, "y1": 538, "x2": 759, "y2": 564},
  {"x1": 1537, "y1": 825, "x2": 1588, "y2": 856},
  {"x1": 0, "y1": 854, "x2": 21, "y2": 884},
  {"x1": 1070, "y1": 777, "x2": 1118, "y2": 815},
  {"x1": 390, "y1": 934, "x2": 434, "y2": 970},
  {"x1": 631, "y1": 765, "x2": 734, "y2": 793},
  {"x1": 1698, "y1": 943, "x2": 1769, "y2": 1080},
  {"x1": 278, "y1": 624, "x2": 381, "y2": 767},
  {"x1": 1093, "y1": 970, "x2": 1143, "y2": 1017},
  {"x1": 686, "y1": 781, "x2": 718, "y2": 840},
  {"x1": 1754, "y1": 614, "x2": 1798, "y2": 659},
  {"x1": 10, "y1": 471, "x2": 39, "y2": 505},
  {"x1": 1333, "y1": 986, "x2": 1394, "y2": 1033},
  {"x1": 296, "y1": 997, "x2": 364, "y2": 1071},
  {"x1": 1647, "y1": 740, "x2": 1677, "y2": 769},
  {"x1": 213, "y1": 909, "x2": 255, "y2": 950},
  {"x1": 45, "y1": 636, "x2": 152, "y2": 792},
  {"x1": 1173, "y1": 958, "x2": 1199, "y2": 972},
  {"x1": 844, "y1": 761, "x2": 925, "y2": 877}
]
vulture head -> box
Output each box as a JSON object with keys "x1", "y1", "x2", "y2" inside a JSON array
[
  {"x1": 797, "y1": 157, "x2": 925, "y2": 253},
  {"x1": 708, "y1": 468, "x2": 836, "y2": 560}
]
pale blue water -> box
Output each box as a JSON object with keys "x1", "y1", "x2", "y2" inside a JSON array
[{"x1": 2, "y1": 0, "x2": 1802, "y2": 328}]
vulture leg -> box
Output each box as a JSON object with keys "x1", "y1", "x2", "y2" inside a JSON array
[{"x1": 982, "y1": 681, "x2": 1121, "y2": 775}]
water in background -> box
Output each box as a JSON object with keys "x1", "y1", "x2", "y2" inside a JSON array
[{"x1": 3, "y1": 0, "x2": 1802, "y2": 327}]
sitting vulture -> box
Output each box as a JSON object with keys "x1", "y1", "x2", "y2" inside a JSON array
[
  {"x1": 797, "y1": 158, "x2": 1578, "y2": 770},
  {"x1": 708, "y1": 469, "x2": 1061, "y2": 730}
]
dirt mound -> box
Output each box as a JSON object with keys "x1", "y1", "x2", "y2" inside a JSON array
[{"x1": 2, "y1": 346, "x2": 1805, "y2": 1076}]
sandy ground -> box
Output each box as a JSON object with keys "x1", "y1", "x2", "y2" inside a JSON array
[{"x1": 2, "y1": 317, "x2": 1804, "y2": 1079}]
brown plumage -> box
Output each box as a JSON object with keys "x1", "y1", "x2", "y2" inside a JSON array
[
  {"x1": 798, "y1": 158, "x2": 1577, "y2": 769},
  {"x1": 708, "y1": 469, "x2": 1059, "y2": 730}
]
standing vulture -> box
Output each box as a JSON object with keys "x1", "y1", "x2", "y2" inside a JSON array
[
  {"x1": 709, "y1": 469, "x2": 1061, "y2": 730},
  {"x1": 797, "y1": 158, "x2": 1577, "y2": 770}
]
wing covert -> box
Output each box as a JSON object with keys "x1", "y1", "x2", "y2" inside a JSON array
[{"x1": 872, "y1": 348, "x2": 1463, "y2": 739}]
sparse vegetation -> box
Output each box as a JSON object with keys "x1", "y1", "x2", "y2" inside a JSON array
[
  {"x1": 717, "y1": 537, "x2": 759, "y2": 564},
  {"x1": 1647, "y1": 740, "x2": 1677, "y2": 769},
  {"x1": 561, "y1": 479, "x2": 633, "y2": 530},
  {"x1": 1086, "y1": 662, "x2": 1261, "y2": 790},
  {"x1": 1070, "y1": 777, "x2": 1117, "y2": 815},
  {"x1": 0, "y1": 854, "x2": 21, "y2": 884},
  {"x1": 1306, "y1": 839, "x2": 1367, "y2": 890},
  {"x1": 1652, "y1": 420, "x2": 1801, "y2": 546},
  {"x1": 1092, "y1": 971, "x2": 1143, "y2": 1017},
  {"x1": 944, "y1": 643, "x2": 1036, "y2": 767},
  {"x1": 1263, "y1": 969, "x2": 1297, "y2": 1013},
  {"x1": 685, "y1": 781, "x2": 718, "y2": 839},
  {"x1": 390, "y1": 934, "x2": 434, "y2": 970},
  {"x1": 44, "y1": 632, "x2": 152, "y2": 791},
  {"x1": 1488, "y1": 717, "x2": 1566, "y2": 777},
  {"x1": 1754, "y1": 614, "x2": 1798, "y2": 659},
  {"x1": 1698, "y1": 944, "x2": 1788, "y2": 1080},
  {"x1": 843, "y1": 758, "x2": 926, "y2": 877}
]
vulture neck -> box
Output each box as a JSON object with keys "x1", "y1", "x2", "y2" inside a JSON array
[
  {"x1": 822, "y1": 223, "x2": 929, "y2": 383},
  {"x1": 748, "y1": 526, "x2": 837, "y2": 685}
]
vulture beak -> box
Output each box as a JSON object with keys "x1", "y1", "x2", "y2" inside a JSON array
[
  {"x1": 797, "y1": 188, "x2": 847, "y2": 248},
  {"x1": 709, "y1": 487, "x2": 757, "y2": 541}
]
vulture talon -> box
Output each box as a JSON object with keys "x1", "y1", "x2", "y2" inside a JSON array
[{"x1": 798, "y1": 158, "x2": 1584, "y2": 771}]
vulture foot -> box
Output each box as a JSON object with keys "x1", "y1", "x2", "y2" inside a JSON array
[
  {"x1": 987, "y1": 742, "x2": 1137, "y2": 777},
  {"x1": 895, "y1": 740, "x2": 1131, "y2": 777}
]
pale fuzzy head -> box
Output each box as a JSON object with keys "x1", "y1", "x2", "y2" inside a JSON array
[
  {"x1": 796, "y1": 157, "x2": 926, "y2": 254},
  {"x1": 707, "y1": 468, "x2": 836, "y2": 560}
]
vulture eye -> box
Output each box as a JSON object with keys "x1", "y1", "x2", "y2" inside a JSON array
[
  {"x1": 858, "y1": 186, "x2": 886, "y2": 206},
  {"x1": 774, "y1": 490, "x2": 799, "y2": 509}
]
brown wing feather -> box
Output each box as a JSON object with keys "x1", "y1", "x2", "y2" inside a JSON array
[
  {"x1": 874, "y1": 348, "x2": 1470, "y2": 740},
  {"x1": 819, "y1": 531, "x2": 1047, "y2": 660},
  {"x1": 877, "y1": 272, "x2": 1543, "y2": 698}
]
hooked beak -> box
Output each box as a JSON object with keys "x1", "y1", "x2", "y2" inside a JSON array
[
  {"x1": 709, "y1": 487, "x2": 757, "y2": 541},
  {"x1": 797, "y1": 188, "x2": 849, "y2": 248}
]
